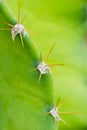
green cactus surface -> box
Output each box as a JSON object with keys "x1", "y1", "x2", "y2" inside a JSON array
[
  {"x1": 0, "y1": 0, "x2": 57, "y2": 130},
  {"x1": 0, "y1": 0, "x2": 87, "y2": 130}
]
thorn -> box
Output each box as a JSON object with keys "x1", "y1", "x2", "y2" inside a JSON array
[
  {"x1": 21, "y1": 15, "x2": 27, "y2": 24},
  {"x1": 59, "y1": 117, "x2": 71, "y2": 127},
  {"x1": 29, "y1": 67, "x2": 37, "y2": 72},
  {"x1": 18, "y1": 3, "x2": 21, "y2": 23},
  {"x1": 0, "y1": 28, "x2": 11, "y2": 30},
  {"x1": 45, "y1": 42, "x2": 56, "y2": 62},
  {"x1": 26, "y1": 28, "x2": 34, "y2": 35},
  {"x1": 45, "y1": 112, "x2": 50, "y2": 115},
  {"x1": 39, "y1": 73, "x2": 42, "y2": 81},
  {"x1": 54, "y1": 118, "x2": 56, "y2": 125},
  {"x1": 47, "y1": 64, "x2": 65, "y2": 67},
  {"x1": 12, "y1": 35, "x2": 15, "y2": 41},
  {"x1": 59, "y1": 112, "x2": 83, "y2": 114},
  {"x1": 55, "y1": 97, "x2": 61, "y2": 108},
  {"x1": 4, "y1": 21, "x2": 13, "y2": 27},
  {"x1": 20, "y1": 33, "x2": 24, "y2": 46},
  {"x1": 40, "y1": 52, "x2": 43, "y2": 62},
  {"x1": 57, "y1": 96, "x2": 69, "y2": 109}
]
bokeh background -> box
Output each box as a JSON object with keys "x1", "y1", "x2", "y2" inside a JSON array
[{"x1": 0, "y1": 0, "x2": 87, "y2": 130}]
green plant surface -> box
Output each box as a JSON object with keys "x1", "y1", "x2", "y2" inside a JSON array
[
  {"x1": 0, "y1": 0, "x2": 87, "y2": 130},
  {"x1": 0, "y1": 0, "x2": 57, "y2": 130}
]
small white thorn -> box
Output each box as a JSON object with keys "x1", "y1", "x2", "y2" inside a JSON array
[
  {"x1": 11, "y1": 23, "x2": 27, "y2": 41},
  {"x1": 49, "y1": 107, "x2": 59, "y2": 121},
  {"x1": 37, "y1": 61, "x2": 49, "y2": 74}
]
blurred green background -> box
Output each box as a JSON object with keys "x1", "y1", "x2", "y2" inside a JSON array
[{"x1": 0, "y1": 0, "x2": 87, "y2": 130}]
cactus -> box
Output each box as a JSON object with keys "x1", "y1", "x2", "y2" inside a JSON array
[
  {"x1": 0, "y1": 0, "x2": 87, "y2": 130},
  {"x1": 0, "y1": 0, "x2": 57, "y2": 130}
]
